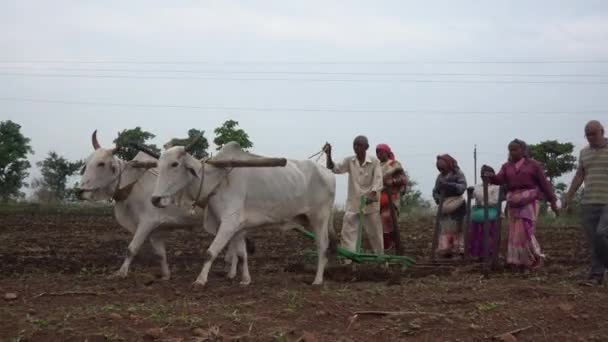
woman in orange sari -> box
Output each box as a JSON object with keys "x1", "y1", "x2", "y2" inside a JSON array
[{"x1": 376, "y1": 144, "x2": 408, "y2": 251}]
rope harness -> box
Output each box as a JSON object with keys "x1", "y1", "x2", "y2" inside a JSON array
[{"x1": 189, "y1": 158, "x2": 233, "y2": 215}]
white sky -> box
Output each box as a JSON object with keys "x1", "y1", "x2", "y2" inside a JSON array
[{"x1": 2, "y1": 1, "x2": 607, "y2": 204}]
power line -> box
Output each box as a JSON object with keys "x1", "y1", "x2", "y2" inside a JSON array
[
  {"x1": 2, "y1": 72, "x2": 608, "y2": 84},
  {"x1": 1, "y1": 66, "x2": 606, "y2": 78},
  {"x1": 0, "y1": 97, "x2": 603, "y2": 115},
  {"x1": 2, "y1": 59, "x2": 608, "y2": 65}
]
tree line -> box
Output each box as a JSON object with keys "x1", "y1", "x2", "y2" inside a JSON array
[{"x1": 0, "y1": 119, "x2": 252, "y2": 203}]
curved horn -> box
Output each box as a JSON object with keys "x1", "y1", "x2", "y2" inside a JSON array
[
  {"x1": 184, "y1": 135, "x2": 202, "y2": 154},
  {"x1": 129, "y1": 143, "x2": 160, "y2": 159},
  {"x1": 92, "y1": 130, "x2": 101, "y2": 150}
]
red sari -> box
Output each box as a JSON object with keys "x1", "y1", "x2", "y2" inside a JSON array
[{"x1": 380, "y1": 159, "x2": 407, "y2": 250}]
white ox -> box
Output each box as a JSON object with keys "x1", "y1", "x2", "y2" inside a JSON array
[
  {"x1": 77, "y1": 131, "x2": 251, "y2": 281},
  {"x1": 150, "y1": 142, "x2": 336, "y2": 286}
]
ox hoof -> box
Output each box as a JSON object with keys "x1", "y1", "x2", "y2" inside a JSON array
[
  {"x1": 227, "y1": 272, "x2": 237, "y2": 280},
  {"x1": 312, "y1": 280, "x2": 324, "y2": 286},
  {"x1": 191, "y1": 281, "x2": 207, "y2": 289},
  {"x1": 239, "y1": 280, "x2": 251, "y2": 286},
  {"x1": 110, "y1": 270, "x2": 129, "y2": 279},
  {"x1": 160, "y1": 275, "x2": 171, "y2": 281}
]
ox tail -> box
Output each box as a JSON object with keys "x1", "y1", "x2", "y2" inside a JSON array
[
  {"x1": 245, "y1": 237, "x2": 256, "y2": 255},
  {"x1": 328, "y1": 209, "x2": 339, "y2": 257}
]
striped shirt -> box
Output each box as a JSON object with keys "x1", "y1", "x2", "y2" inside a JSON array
[{"x1": 580, "y1": 139, "x2": 608, "y2": 204}]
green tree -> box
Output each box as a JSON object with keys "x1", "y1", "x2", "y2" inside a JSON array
[
  {"x1": 0, "y1": 120, "x2": 33, "y2": 201},
  {"x1": 213, "y1": 120, "x2": 253, "y2": 151},
  {"x1": 34, "y1": 152, "x2": 84, "y2": 203},
  {"x1": 528, "y1": 140, "x2": 577, "y2": 184},
  {"x1": 166, "y1": 129, "x2": 209, "y2": 159},
  {"x1": 113, "y1": 127, "x2": 160, "y2": 160},
  {"x1": 399, "y1": 176, "x2": 431, "y2": 213}
]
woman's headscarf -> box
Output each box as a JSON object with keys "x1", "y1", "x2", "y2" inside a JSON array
[
  {"x1": 376, "y1": 144, "x2": 395, "y2": 161},
  {"x1": 437, "y1": 154, "x2": 459, "y2": 173}
]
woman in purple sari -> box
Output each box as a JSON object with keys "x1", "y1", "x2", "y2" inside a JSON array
[{"x1": 482, "y1": 139, "x2": 559, "y2": 271}]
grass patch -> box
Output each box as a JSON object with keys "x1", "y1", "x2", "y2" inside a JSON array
[
  {"x1": 149, "y1": 304, "x2": 171, "y2": 323},
  {"x1": 31, "y1": 319, "x2": 50, "y2": 328},
  {"x1": 101, "y1": 304, "x2": 120, "y2": 313},
  {"x1": 278, "y1": 290, "x2": 302, "y2": 313},
  {"x1": 475, "y1": 301, "x2": 505, "y2": 312}
]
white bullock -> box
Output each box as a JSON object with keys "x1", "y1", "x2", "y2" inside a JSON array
[
  {"x1": 150, "y1": 142, "x2": 336, "y2": 286},
  {"x1": 78, "y1": 131, "x2": 251, "y2": 281}
]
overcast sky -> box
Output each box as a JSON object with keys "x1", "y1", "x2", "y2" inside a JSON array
[{"x1": 2, "y1": 1, "x2": 607, "y2": 204}]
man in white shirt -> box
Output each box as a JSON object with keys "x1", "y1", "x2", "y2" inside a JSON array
[{"x1": 324, "y1": 136, "x2": 384, "y2": 254}]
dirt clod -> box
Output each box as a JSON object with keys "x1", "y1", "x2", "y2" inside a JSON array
[
  {"x1": 84, "y1": 334, "x2": 107, "y2": 342},
  {"x1": 144, "y1": 328, "x2": 163, "y2": 340},
  {"x1": 109, "y1": 313, "x2": 123, "y2": 320},
  {"x1": 497, "y1": 333, "x2": 518, "y2": 342},
  {"x1": 4, "y1": 293, "x2": 18, "y2": 301},
  {"x1": 192, "y1": 328, "x2": 206, "y2": 337}
]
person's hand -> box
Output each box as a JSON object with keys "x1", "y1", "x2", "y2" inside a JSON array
[
  {"x1": 383, "y1": 175, "x2": 394, "y2": 187},
  {"x1": 551, "y1": 202, "x2": 560, "y2": 216},
  {"x1": 561, "y1": 194, "x2": 572, "y2": 210},
  {"x1": 365, "y1": 191, "x2": 378, "y2": 204},
  {"x1": 322, "y1": 143, "x2": 332, "y2": 155},
  {"x1": 481, "y1": 165, "x2": 495, "y2": 178},
  {"x1": 439, "y1": 182, "x2": 453, "y2": 192}
]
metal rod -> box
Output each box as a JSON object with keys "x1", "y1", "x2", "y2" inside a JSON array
[
  {"x1": 356, "y1": 196, "x2": 366, "y2": 254},
  {"x1": 474, "y1": 144, "x2": 478, "y2": 185},
  {"x1": 493, "y1": 186, "x2": 505, "y2": 268},
  {"x1": 386, "y1": 187, "x2": 404, "y2": 255},
  {"x1": 482, "y1": 179, "x2": 491, "y2": 273},
  {"x1": 431, "y1": 192, "x2": 445, "y2": 262},
  {"x1": 463, "y1": 186, "x2": 475, "y2": 261}
]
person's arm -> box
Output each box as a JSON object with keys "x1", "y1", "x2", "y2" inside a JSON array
[
  {"x1": 443, "y1": 170, "x2": 467, "y2": 196},
  {"x1": 432, "y1": 178, "x2": 441, "y2": 204},
  {"x1": 482, "y1": 164, "x2": 507, "y2": 185},
  {"x1": 384, "y1": 163, "x2": 408, "y2": 188},
  {"x1": 368, "y1": 161, "x2": 383, "y2": 203},
  {"x1": 534, "y1": 162, "x2": 559, "y2": 214},
  {"x1": 388, "y1": 170, "x2": 408, "y2": 188},
  {"x1": 563, "y1": 155, "x2": 585, "y2": 209},
  {"x1": 323, "y1": 143, "x2": 349, "y2": 174},
  {"x1": 331, "y1": 157, "x2": 350, "y2": 175}
]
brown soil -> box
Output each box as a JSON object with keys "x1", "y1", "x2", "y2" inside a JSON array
[{"x1": 1, "y1": 205, "x2": 607, "y2": 341}]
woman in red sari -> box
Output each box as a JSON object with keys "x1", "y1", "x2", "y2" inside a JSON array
[
  {"x1": 376, "y1": 144, "x2": 408, "y2": 251},
  {"x1": 482, "y1": 139, "x2": 559, "y2": 271}
]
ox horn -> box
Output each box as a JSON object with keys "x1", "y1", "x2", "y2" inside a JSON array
[
  {"x1": 92, "y1": 130, "x2": 101, "y2": 150},
  {"x1": 184, "y1": 135, "x2": 202, "y2": 154}
]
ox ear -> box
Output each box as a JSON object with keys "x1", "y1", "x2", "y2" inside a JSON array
[
  {"x1": 184, "y1": 158, "x2": 200, "y2": 178},
  {"x1": 188, "y1": 168, "x2": 198, "y2": 178}
]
